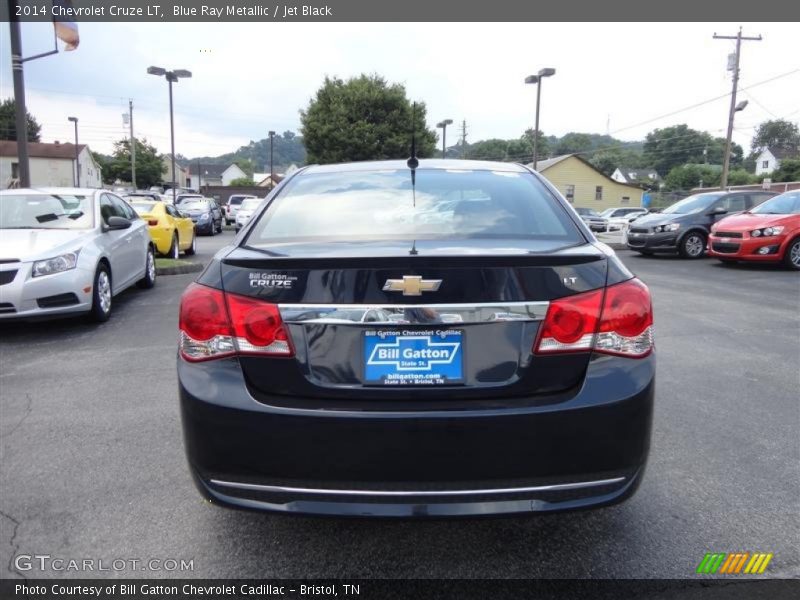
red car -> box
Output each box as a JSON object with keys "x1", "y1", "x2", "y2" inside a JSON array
[{"x1": 709, "y1": 190, "x2": 800, "y2": 269}]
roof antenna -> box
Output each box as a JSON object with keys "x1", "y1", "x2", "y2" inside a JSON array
[{"x1": 407, "y1": 102, "x2": 419, "y2": 256}]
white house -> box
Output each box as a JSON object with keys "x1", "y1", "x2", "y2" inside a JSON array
[
  {"x1": 189, "y1": 163, "x2": 247, "y2": 188},
  {"x1": 755, "y1": 147, "x2": 798, "y2": 176},
  {"x1": 0, "y1": 140, "x2": 103, "y2": 189}
]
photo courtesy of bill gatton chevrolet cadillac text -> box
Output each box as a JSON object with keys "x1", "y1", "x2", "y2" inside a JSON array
[{"x1": 177, "y1": 159, "x2": 655, "y2": 517}]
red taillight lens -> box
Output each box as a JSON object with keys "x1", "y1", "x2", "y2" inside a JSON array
[
  {"x1": 179, "y1": 284, "x2": 231, "y2": 341},
  {"x1": 226, "y1": 294, "x2": 293, "y2": 356},
  {"x1": 595, "y1": 278, "x2": 653, "y2": 357},
  {"x1": 147, "y1": 219, "x2": 159, "y2": 226},
  {"x1": 535, "y1": 278, "x2": 653, "y2": 358},
  {"x1": 535, "y1": 289, "x2": 602, "y2": 353},
  {"x1": 178, "y1": 283, "x2": 293, "y2": 361}
]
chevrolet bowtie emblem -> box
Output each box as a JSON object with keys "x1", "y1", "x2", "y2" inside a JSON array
[{"x1": 383, "y1": 276, "x2": 442, "y2": 296}]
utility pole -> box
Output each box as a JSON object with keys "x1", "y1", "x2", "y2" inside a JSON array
[
  {"x1": 9, "y1": 14, "x2": 31, "y2": 188},
  {"x1": 129, "y1": 100, "x2": 136, "y2": 189},
  {"x1": 460, "y1": 120, "x2": 467, "y2": 159},
  {"x1": 268, "y1": 130, "x2": 275, "y2": 190},
  {"x1": 714, "y1": 27, "x2": 761, "y2": 189}
]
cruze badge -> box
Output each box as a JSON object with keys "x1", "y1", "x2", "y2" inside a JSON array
[
  {"x1": 249, "y1": 272, "x2": 298, "y2": 289},
  {"x1": 383, "y1": 276, "x2": 442, "y2": 296}
]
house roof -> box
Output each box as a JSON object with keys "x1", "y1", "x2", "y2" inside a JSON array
[
  {"x1": 530, "y1": 154, "x2": 645, "y2": 189},
  {"x1": 191, "y1": 163, "x2": 227, "y2": 178},
  {"x1": 614, "y1": 166, "x2": 661, "y2": 183},
  {"x1": 0, "y1": 140, "x2": 88, "y2": 159},
  {"x1": 256, "y1": 173, "x2": 284, "y2": 187},
  {"x1": 766, "y1": 146, "x2": 800, "y2": 160}
]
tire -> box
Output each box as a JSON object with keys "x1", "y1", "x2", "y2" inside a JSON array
[
  {"x1": 638, "y1": 251, "x2": 654, "y2": 256},
  {"x1": 184, "y1": 233, "x2": 196, "y2": 256},
  {"x1": 88, "y1": 263, "x2": 112, "y2": 322},
  {"x1": 137, "y1": 246, "x2": 157, "y2": 289},
  {"x1": 784, "y1": 237, "x2": 800, "y2": 270},
  {"x1": 168, "y1": 234, "x2": 180, "y2": 259},
  {"x1": 679, "y1": 231, "x2": 707, "y2": 259}
]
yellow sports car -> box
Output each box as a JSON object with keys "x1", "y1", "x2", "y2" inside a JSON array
[{"x1": 129, "y1": 200, "x2": 196, "y2": 258}]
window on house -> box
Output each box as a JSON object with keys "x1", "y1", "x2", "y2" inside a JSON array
[
  {"x1": 762, "y1": 161, "x2": 769, "y2": 169},
  {"x1": 565, "y1": 184, "x2": 575, "y2": 203},
  {"x1": 595, "y1": 186, "x2": 603, "y2": 201},
  {"x1": 621, "y1": 196, "x2": 630, "y2": 204},
  {"x1": 11, "y1": 162, "x2": 19, "y2": 179}
]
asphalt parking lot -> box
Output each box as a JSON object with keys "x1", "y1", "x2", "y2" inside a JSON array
[{"x1": 1, "y1": 232, "x2": 798, "y2": 579}]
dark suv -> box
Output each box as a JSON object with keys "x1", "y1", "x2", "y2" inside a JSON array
[{"x1": 626, "y1": 190, "x2": 776, "y2": 258}]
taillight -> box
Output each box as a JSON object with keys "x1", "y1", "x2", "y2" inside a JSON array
[
  {"x1": 535, "y1": 278, "x2": 653, "y2": 358},
  {"x1": 178, "y1": 283, "x2": 293, "y2": 362},
  {"x1": 147, "y1": 219, "x2": 159, "y2": 226}
]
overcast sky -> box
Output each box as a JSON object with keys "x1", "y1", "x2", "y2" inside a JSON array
[{"x1": 1, "y1": 22, "x2": 798, "y2": 162}]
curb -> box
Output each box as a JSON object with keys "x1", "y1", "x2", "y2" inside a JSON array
[{"x1": 156, "y1": 262, "x2": 205, "y2": 276}]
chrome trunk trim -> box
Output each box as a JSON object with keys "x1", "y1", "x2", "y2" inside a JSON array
[{"x1": 279, "y1": 301, "x2": 549, "y2": 324}]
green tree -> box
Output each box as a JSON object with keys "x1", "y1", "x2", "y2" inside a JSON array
[
  {"x1": 300, "y1": 74, "x2": 436, "y2": 164},
  {"x1": 644, "y1": 124, "x2": 742, "y2": 176},
  {"x1": 727, "y1": 169, "x2": 757, "y2": 186},
  {"x1": 555, "y1": 132, "x2": 594, "y2": 155},
  {"x1": 467, "y1": 138, "x2": 513, "y2": 161},
  {"x1": 769, "y1": 158, "x2": 800, "y2": 183},
  {"x1": 589, "y1": 147, "x2": 646, "y2": 177},
  {"x1": 0, "y1": 98, "x2": 41, "y2": 142},
  {"x1": 664, "y1": 164, "x2": 722, "y2": 191},
  {"x1": 751, "y1": 119, "x2": 800, "y2": 154},
  {"x1": 229, "y1": 176, "x2": 255, "y2": 186},
  {"x1": 103, "y1": 138, "x2": 164, "y2": 188},
  {"x1": 233, "y1": 158, "x2": 254, "y2": 177}
]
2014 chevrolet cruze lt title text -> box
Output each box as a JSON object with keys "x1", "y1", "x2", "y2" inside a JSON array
[{"x1": 177, "y1": 159, "x2": 655, "y2": 517}]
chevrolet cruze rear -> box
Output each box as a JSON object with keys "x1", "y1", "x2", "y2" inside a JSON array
[{"x1": 177, "y1": 160, "x2": 655, "y2": 517}]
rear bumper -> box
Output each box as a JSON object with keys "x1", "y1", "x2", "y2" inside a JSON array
[
  {"x1": 708, "y1": 234, "x2": 787, "y2": 261},
  {"x1": 178, "y1": 353, "x2": 655, "y2": 517}
]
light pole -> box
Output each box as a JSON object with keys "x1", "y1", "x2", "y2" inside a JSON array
[
  {"x1": 147, "y1": 66, "x2": 192, "y2": 204},
  {"x1": 67, "y1": 116, "x2": 79, "y2": 186},
  {"x1": 524, "y1": 68, "x2": 556, "y2": 170},
  {"x1": 436, "y1": 119, "x2": 453, "y2": 159},
  {"x1": 268, "y1": 131, "x2": 276, "y2": 190},
  {"x1": 720, "y1": 100, "x2": 749, "y2": 189}
]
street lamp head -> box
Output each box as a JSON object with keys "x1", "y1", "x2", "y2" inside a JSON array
[
  {"x1": 538, "y1": 68, "x2": 556, "y2": 78},
  {"x1": 734, "y1": 100, "x2": 749, "y2": 112},
  {"x1": 268, "y1": 130, "x2": 276, "y2": 136},
  {"x1": 524, "y1": 75, "x2": 539, "y2": 84},
  {"x1": 147, "y1": 66, "x2": 166, "y2": 76},
  {"x1": 67, "y1": 116, "x2": 78, "y2": 123},
  {"x1": 173, "y1": 69, "x2": 192, "y2": 79}
]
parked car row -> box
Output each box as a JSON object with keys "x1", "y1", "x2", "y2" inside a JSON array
[
  {"x1": 575, "y1": 206, "x2": 649, "y2": 232},
  {"x1": 625, "y1": 190, "x2": 799, "y2": 269}
]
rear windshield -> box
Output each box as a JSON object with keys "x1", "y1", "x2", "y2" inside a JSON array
[
  {"x1": 246, "y1": 169, "x2": 582, "y2": 243},
  {"x1": 181, "y1": 199, "x2": 210, "y2": 210},
  {"x1": 130, "y1": 202, "x2": 156, "y2": 214}
]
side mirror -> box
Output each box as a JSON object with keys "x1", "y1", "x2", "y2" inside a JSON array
[
  {"x1": 710, "y1": 206, "x2": 727, "y2": 215},
  {"x1": 105, "y1": 216, "x2": 132, "y2": 230}
]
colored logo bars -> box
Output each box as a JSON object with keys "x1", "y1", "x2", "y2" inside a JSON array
[{"x1": 696, "y1": 552, "x2": 773, "y2": 574}]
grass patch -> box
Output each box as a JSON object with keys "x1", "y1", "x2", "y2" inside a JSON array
[{"x1": 155, "y1": 258, "x2": 198, "y2": 268}]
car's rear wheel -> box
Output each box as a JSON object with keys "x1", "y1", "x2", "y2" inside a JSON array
[
  {"x1": 185, "y1": 233, "x2": 197, "y2": 256},
  {"x1": 784, "y1": 237, "x2": 800, "y2": 270},
  {"x1": 137, "y1": 246, "x2": 157, "y2": 289},
  {"x1": 89, "y1": 263, "x2": 112, "y2": 322},
  {"x1": 679, "y1": 232, "x2": 706, "y2": 259},
  {"x1": 168, "y1": 233, "x2": 180, "y2": 258}
]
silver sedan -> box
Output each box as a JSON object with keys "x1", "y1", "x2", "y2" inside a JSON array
[{"x1": 0, "y1": 188, "x2": 156, "y2": 321}]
